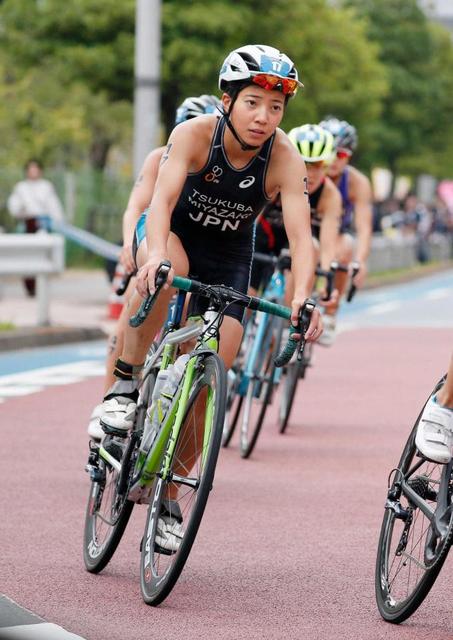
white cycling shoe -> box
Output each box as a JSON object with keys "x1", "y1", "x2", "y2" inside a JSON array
[
  {"x1": 98, "y1": 380, "x2": 139, "y2": 436},
  {"x1": 87, "y1": 403, "x2": 105, "y2": 441},
  {"x1": 415, "y1": 395, "x2": 453, "y2": 464},
  {"x1": 155, "y1": 500, "x2": 184, "y2": 554},
  {"x1": 318, "y1": 315, "x2": 337, "y2": 347},
  {"x1": 100, "y1": 396, "x2": 137, "y2": 436}
]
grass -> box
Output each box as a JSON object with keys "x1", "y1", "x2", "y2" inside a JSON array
[
  {"x1": 0, "y1": 322, "x2": 15, "y2": 331},
  {"x1": 366, "y1": 259, "x2": 453, "y2": 288}
]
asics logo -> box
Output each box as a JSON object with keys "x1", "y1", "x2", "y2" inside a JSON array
[
  {"x1": 204, "y1": 166, "x2": 223, "y2": 183},
  {"x1": 239, "y1": 176, "x2": 255, "y2": 189}
]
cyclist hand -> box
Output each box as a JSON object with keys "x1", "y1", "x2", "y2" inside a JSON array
[
  {"x1": 319, "y1": 287, "x2": 339, "y2": 313},
  {"x1": 290, "y1": 299, "x2": 323, "y2": 342},
  {"x1": 119, "y1": 244, "x2": 136, "y2": 275},
  {"x1": 136, "y1": 254, "x2": 174, "y2": 298},
  {"x1": 351, "y1": 261, "x2": 366, "y2": 288}
]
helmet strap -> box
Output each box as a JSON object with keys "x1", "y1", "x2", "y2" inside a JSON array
[{"x1": 223, "y1": 91, "x2": 260, "y2": 152}]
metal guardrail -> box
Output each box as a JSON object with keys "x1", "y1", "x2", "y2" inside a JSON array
[{"x1": 0, "y1": 233, "x2": 65, "y2": 325}]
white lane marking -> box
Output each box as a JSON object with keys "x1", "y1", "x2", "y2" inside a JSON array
[
  {"x1": 365, "y1": 301, "x2": 401, "y2": 315},
  {"x1": 0, "y1": 623, "x2": 87, "y2": 639},
  {"x1": 423, "y1": 287, "x2": 451, "y2": 300},
  {"x1": 0, "y1": 361, "x2": 104, "y2": 403}
]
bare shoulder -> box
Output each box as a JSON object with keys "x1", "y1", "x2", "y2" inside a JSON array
[
  {"x1": 143, "y1": 146, "x2": 166, "y2": 169},
  {"x1": 164, "y1": 115, "x2": 218, "y2": 169},
  {"x1": 269, "y1": 128, "x2": 306, "y2": 183},
  {"x1": 170, "y1": 115, "x2": 218, "y2": 146},
  {"x1": 348, "y1": 165, "x2": 372, "y2": 197},
  {"x1": 324, "y1": 176, "x2": 342, "y2": 201}
]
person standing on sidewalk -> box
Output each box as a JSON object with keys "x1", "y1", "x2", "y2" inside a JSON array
[{"x1": 7, "y1": 159, "x2": 64, "y2": 296}]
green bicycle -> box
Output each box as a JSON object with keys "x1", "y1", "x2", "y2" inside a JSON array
[{"x1": 83, "y1": 262, "x2": 312, "y2": 605}]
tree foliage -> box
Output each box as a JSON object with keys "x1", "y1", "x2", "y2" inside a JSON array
[
  {"x1": 0, "y1": 0, "x2": 452, "y2": 179},
  {"x1": 345, "y1": 0, "x2": 453, "y2": 176}
]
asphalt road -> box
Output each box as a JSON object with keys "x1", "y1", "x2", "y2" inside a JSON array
[{"x1": 0, "y1": 273, "x2": 452, "y2": 640}]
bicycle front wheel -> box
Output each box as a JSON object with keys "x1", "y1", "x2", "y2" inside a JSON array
[
  {"x1": 375, "y1": 377, "x2": 453, "y2": 623},
  {"x1": 140, "y1": 352, "x2": 226, "y2": 606},
  {"x1": 278, "y1": 341, "x2": 312, "y2": 434},
  {"x1": 239, "y1": 317, "x2": 283, "y2": 459}
]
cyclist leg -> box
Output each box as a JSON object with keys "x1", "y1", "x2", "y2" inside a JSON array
[
  {"x1": 332, "y1": 232, "x2": 354, "y2": 307},
  {"x1": 100, "y1": 233, "x2": 189, "y2": 435},
  {"x1": 416, "y1": 353, "x2": 453, "y2": 463},
  {"x1": 318, "y1": 232, "x2": 353, "y2": 346}
]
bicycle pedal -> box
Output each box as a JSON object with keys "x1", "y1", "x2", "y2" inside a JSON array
[{"x1": 101, "y1": 422, "x2": 129, "y2": 438}]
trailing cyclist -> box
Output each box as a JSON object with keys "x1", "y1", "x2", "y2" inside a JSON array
[
  {"x1": 317, "y1": 116, "x2": 373, "y2": 345},
  {"x1": 87, "y1": 94, "x2": 222, "y2": 440},
  {"x1": 98, "y1": 44, "x2": 324, "y2": 548},
  {"x1": 250, "y1": 123, "x2": 342, "y2": 301}
]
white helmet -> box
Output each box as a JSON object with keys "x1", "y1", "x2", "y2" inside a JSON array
[
  {"x1": 175, "y1": 94, "x2": 222, "y2": 125},
  {"x1": 219, "y1": 44, "x2": 302, "y2": 97}
]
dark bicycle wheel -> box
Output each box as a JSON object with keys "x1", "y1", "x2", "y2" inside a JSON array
[
  {"x1": 83, "y1": 370, "x2": 155, "y2": 573},
  {"x1": 83, "y1": 437, "x2": 135, "y2": 573},
  {"x1": 140, "y1": 352, "x2": 226, "y2": 606},
  {"x1": 375, "y1": 376, "x2": 453, "y2": 624},
  {"x1": 239, "y1": 316, "x2": 284, "y2": 459},
  {"x1": 278, "y1": 341, "x2": 312, "y2": 434}
]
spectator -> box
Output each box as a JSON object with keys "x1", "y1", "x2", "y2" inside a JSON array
[
  {"x1": 402, "y1": 194, "x2": 432, "y2": 263},
  {"x1": 7, "y1": 159, "x2": 64, "y2": 295}
]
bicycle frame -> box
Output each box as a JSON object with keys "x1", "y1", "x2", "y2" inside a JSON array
[
  {"x1": 98, "y1": 290, "x2": 220, "y2": 504},
  {"x1": 238, "y1": 264, "x2": 286, "y2": 398}
]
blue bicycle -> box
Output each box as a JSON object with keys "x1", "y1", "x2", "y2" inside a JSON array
[{"x1": 222, "y1": 253, "x2": 335, "y2": 457}]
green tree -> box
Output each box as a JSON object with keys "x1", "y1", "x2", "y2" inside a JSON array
[
  {"x1": 0, "y1": 0, "x2": 134, "y2": 168},
  {"x1": 162, "y1": 0, "x2": 388, "y2": 169},
  {"x1": 345, "y1": 0, "x2": 453, "y2": 177},
  {"x1": 0, "y1": 0, "x2": 387, "y2": 174}
]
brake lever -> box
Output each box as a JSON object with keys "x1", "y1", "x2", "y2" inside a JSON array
[{"x1": 296, "y1": 298, "x2": 316, "y2": 361}]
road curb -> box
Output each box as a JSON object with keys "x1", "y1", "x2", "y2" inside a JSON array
[{"x1": 0, "y1": 326, "x2": 107, "y2": 353}]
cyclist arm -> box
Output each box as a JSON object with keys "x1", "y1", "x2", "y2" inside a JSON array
[
  {"x1": 121, "y1": 147, "x2": 164, "y2": 273},
  {"x1": 318, "y1": 179, "x2": 342, "y2": 270},
  {"x1": 351, "y1": 172, "x2": 373, "y2": 288},
  {"x1": 277, "y1": 147, "x2": 321, "y2": 340},
  {"x1": 136, "y1": 124, "x2": 198, "y2": 297}
]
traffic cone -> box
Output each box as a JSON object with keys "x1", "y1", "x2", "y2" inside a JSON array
[{"x1": 108, "y1": 262, "x2": 126, "y2": 320}]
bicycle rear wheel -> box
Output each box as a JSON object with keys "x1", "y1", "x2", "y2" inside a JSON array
[
  {"x1": 83, "y1": 371, "x2": 155, "y2": 573},
  {"x1": 140, "y1": 352, "x2": 226, "y2": 606},
  {"x1": 83, "y1": 437, "x2": 134, "y2": 573},
  {"x1": 375, "y1": 377, "x2": 453, "y2": 624},
  {"x1": 239, "y1": 317, "x2": 283, "y2": 459}
]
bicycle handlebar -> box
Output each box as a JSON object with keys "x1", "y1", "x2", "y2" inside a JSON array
[
  {"x1": 129, "y1": 262, "x2": 316, "y2": 367},
  {"x1": 115, "y1": 270, "x2": 137, "y2": 296},
  {"x1": 274, "y1": 299, "x2": 316, "y2": 367}
]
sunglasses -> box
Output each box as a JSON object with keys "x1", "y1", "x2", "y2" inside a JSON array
[
  {"x1": 252, "y1": 73, "x2": 300, "y2": 96},
  {"x1": 336, "y1": 148, "x2": 352, "y2": 159}
]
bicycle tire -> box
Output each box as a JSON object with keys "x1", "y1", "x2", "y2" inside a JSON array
[
  {"x1": 278, "y1": 357, "x2": 306, "y2": 434},
  {"x1": 83, "y1": 447, "x2": 135, "y2": 573},
  {"x1": 222, "y1": 315, "x2": 255, "y2": 448},
  {"x1": 375, "y1": 376, "x2": 453, "y2": 623},
  {"x1": 140, "y1": 352, "x2": 226, "y2": 606},
  {"x1": 240, "y1": 317, "x2": 283, "y2": 459},
  {"x1": 83, "y1": 370, "x2": 155, "y2": 573}
]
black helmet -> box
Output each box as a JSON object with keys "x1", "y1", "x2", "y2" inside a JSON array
[{"x1": 319, "y1": 116, "x2": 358, "y2": 153}]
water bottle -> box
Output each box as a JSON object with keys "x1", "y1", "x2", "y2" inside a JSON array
[
  {"x1": 140, "y1": 355, "x2": 190, "y2": 455},
  {"x1": 140, "y1": 368, "x2": 170, "y2": 454},
  {"x1": 160, "y1": 354, "x2": 190, "y2": 402}
]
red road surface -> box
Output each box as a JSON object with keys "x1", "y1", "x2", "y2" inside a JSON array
[{"x1": 1, "y1": 327, "x2": 452, "y2": 640}]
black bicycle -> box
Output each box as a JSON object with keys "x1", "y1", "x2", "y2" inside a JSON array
[{"x1": 375, "y1": 374, "x2": 453, "y2": 623}]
